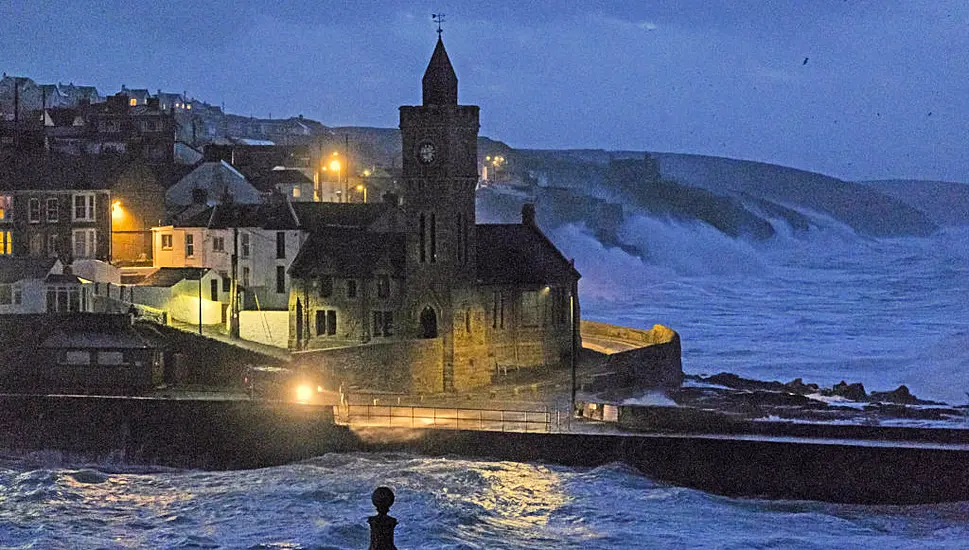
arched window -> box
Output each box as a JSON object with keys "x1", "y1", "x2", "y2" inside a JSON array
[{"x1": 420, "y1": 306, "x2": 438, "y2": 338}]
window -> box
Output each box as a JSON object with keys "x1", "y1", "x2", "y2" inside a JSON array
[
  {"x1": 72, "y1": 228, "x2": 97, "y2": 258},
  {"x1": 0, "y1": 285, "x2": 11, "y2": 305},
  {"x1": 210, "y1": 279, "x2": 219, "y2": 301},
  {"x1": 430, "y1": 213, "x2": 437, "y2": 263},
  {"x1": 521, "y1": 291, "x2": 540, "y2": 327},
  {"x1": 46, "y1": 286, "x2": 82, "y2": 312},
  {"x1": 419, "y1": 213, "x2": 426, "y2": 263},
  {"x1": 465, "y1": 309, "x2": 472, "y2": 332},
  {"x1": 28, "y1": 198, "x2": 40, "y2": 223},
  {"x1": 64, "y1": 351, "x2": 91, "y2": 365},
  {"x1": 241, "y1": 233, "x2": 250, "y2": 258},
  {"x1": 319, "y1": 275, "x2": 333, "y2": 298},
  {"x1": 47, "y1": 234, "x2": 58, "y2": 257},
  {"x1": 73, "y1": 193, "x2": 95, "y2": 221},
  {"x1": 46, "y1": 198, "x2": 58, "y2": 222},
  {"x1": 292, "y1": 187, "x2": 301, "y2": 198},
  {"x1": 0, "y1": 231, "x2": 10, "y2": 255},
  {"x1": 0, "y1": 195, "x2": 12, "y2": 220},
  {"x1": 212, "y1": 236, "x2": 225, "y2": 252},
  {"x1": 222, "y1": 276, "x2": 231, "y2": 293},
  {"x1": 129, "y1": 97, "x2": 137, "y2": 106},
  {"x1": 242, "y1": 266, "x2": 250, "y2": 287},
  {"x1": 377, "y1": 275, "x2": 390, "y2": 298},
  {"x1": 29, "y1": 234, "x2": 43, "y2": 255},
  {"x1": 97, "y1": 351, "x2": 124, "y2": 365},
  {"x1": 373, "y1": 310, "x2": 394, "y2": 337},
  {"x1": 276, "y1": 231, "x2": 285, "y2": 259},
  {"x1": 276, "y1": 265, "x2": 286, "y2": 294},
  {"x1": 346, "y1": 279, "x2": 357, "y2": 299},
  {"x1": 160, "y1": 234, "x2": 173, "y2": 250},
  {"x1": 185, "y1": 234, "x2": 194, "y2": 257},
  {"x1": 315, "y1": 309, "x2": 337, "y2": 336}
]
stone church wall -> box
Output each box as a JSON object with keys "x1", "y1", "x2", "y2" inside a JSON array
[{"x1": 293, "y1": 338, "x2": 443, "y2": 394}]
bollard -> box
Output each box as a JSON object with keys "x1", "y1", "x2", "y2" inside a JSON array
[{"x1": 368, "y1": 486, "x2": 398, "y2": 550}]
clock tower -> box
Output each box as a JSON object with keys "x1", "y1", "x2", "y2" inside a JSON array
[{"x1": 400, "y1": 36, "x2": 479, "y2": 280}]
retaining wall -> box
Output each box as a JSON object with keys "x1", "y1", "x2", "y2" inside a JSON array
[
  {"x1": 581, "y1": 321, "x2": 683, "y2": 389},
  {"x1": 294, "y1": 338, "x2": 444, "y2": 394}
]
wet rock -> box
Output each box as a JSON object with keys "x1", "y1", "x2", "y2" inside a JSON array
[
  {"x1": 703, "y1": 373, "x2": 786, "y2": 392},
  {"x1": 827, "y1": 381, "x2": 867, "y2": 402},
  {"x1": 869, "y1": 385, "x2": 918, "y2": 405},
  {"x1": 785, "y1": 378, "x2": 820, "y2": 395}
]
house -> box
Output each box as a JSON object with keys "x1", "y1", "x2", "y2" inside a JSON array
[
  {"x1": 288, "y1": 37, "x2": 581, "y2": 392},
  {"x1": 0, "y1": 151, "x2": 114, "y2": 262},
  {"x1": 166, "y1": 160, "x2": 262, "y2": 208},
  {"x1": 0, "y1": 257, "x2": 95, "y2": 314},
  {"x1": 0, "y1": 313, "x2": 161, "y2": 391},
  {"x1": 248, "y1": 167, "x2": 315, "y2": 202},
  {"x1": 129, "y1": 266, "x2": 223, "y2": 326}
]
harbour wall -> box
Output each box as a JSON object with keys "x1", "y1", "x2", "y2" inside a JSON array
[{"x1": 2, "y1": 394, "x2": 968, "y2": 505}]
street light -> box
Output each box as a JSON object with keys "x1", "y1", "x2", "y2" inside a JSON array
[{"x1": 329, "y1": 158, "x2": 342, "y2": 202}]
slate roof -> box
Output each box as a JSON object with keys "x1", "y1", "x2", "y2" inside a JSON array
[
  {"x1": 45, "y1": 273, "x2": 81, "y2": 285},
  {"x1": 291, "y1": 202, "x2": 391, "y2": 231},
  {"x1": 138, "y1": 267, "x2": 209, "y2": 287},
  {"x1": 475, "y1": 224, "x2": 580, "y2": 285},
  {"x1": 0, "y1": 151, "x2": 122, "y2": 191},
  {"x1": 176, "y1": 199, "x2": 299, "y2": 230},
  {"x1": 288, "y1": 228, "x2": 405, "y2": 278},
  {"x1": 248, "y1": 168, "x2": 314, "y2": 192},
  {"x1": 423, "y1": 36, "x2": 458, "y2": 106},
  {"x1": 0, "y1": 257, "x2": 57, "y2": 284}
]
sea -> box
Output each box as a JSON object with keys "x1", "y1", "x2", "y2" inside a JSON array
[{"x1": 2, "y1": 214, "x2": 968, "y2": 549}]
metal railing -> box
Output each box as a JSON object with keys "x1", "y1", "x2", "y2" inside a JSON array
[{"x1": 336, "y1": 404, "x2": 564, "y2": 433}]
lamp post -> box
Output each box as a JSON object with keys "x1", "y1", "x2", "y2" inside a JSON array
[
  {"x1": 329, "y1": 157, "x2": 342, "y2": 202},
  {"x1": 356, "y1": 184, "x2": 367, "y2": 203}
]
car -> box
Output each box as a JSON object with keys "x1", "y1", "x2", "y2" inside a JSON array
[{"x1": 243, "y1": 365, "x2": 335, "y2": 405}]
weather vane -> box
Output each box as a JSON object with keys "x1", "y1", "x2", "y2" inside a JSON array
[{"x1": 432, "y1": 13, "x2": 446, "y2": 35}]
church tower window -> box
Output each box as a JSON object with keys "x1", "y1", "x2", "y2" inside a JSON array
[
  {"x1": 419, "y1": 214, "x2": 426, "y2": 263},
  {"x1": 430, "y1": 213, "x2": 437, "y2": 263}
]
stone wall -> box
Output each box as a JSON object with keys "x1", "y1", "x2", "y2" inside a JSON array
[
  {"x1": 240, "y1": 310, "x2": 289, "y2": 349},
  {"x1": 293, "y1": 338, "x2": 443, "y2": 394},
  {"x1": 582, "y1": 320, "x2": 683, "y2": 390}
]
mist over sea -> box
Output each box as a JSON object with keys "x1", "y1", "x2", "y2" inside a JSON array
[{"x1": 2, "y1": 210, "x2": 968, "y2": 549}]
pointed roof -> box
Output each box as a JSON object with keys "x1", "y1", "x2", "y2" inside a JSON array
[{"x1": 422, "y1": 37, "x2": 458, "y2": 106}]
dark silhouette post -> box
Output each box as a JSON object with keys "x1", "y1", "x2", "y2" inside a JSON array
[{"x1": 368, "y1": 486, "x2": 398, "y2": 550}]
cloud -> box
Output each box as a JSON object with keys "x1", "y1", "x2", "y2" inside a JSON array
[{"x1": 638, "y1": 21, "x2": 658, "y2": 31}]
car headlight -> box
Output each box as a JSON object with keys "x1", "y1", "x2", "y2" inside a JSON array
[{"x1": 295, "y1": 384, "x2": 314, "y2": 403}]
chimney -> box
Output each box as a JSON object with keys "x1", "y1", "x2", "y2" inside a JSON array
[{"x1": 521, "y1": 203, "x2": 537, "y2": 227}]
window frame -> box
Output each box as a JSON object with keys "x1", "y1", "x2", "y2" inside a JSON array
[
  {"x1": 28, "y1": 198, "x2": 41, "y2": 223},
  {"x1": 46, "y1": 198, "x2": 58, "y2": 223},
  {"x1": 72, "y1": 193, "x2": 96, "y2": 222},
  {"x1": 160, "y1": 233, "x2": 173, "y2": 250}
]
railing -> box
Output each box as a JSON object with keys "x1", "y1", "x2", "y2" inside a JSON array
[{"x1": 337, "y1": 404, "x2": 566, "y2": 433}]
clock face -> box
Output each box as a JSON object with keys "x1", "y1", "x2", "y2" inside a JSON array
[{"x1": 418, "y1": 142, "x2": 436, "y2": 164}]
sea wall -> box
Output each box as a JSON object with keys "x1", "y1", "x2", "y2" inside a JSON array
[
  {"x1": 581, "y1": 321, "x2": 683, "y2": 389},
  {"x1": 293, "y1": 338, "x2": 444, "y2": 394}
]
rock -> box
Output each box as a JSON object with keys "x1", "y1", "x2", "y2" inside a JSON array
[
  {"x1": 869, "y1": 385, "x2": 918, "y2": 405},
  {"x1": 785, "y1": 378, "x2": 820, "y2": 395},
  {"x1": 828, "y1": 381, "x2": 867, "y2": 402},
  {"x1": 704, "y1": 373, "x2": 786, "y2": 392}
]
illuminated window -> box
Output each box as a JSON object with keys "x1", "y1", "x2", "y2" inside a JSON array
[
  {"x1": 129, "y1": 97, "x2": 137, "y2": 106},
  {"x1": 0, "y1": 195, "x2": 11, "y2": 220},
  {"x1": 292, "y1": 187, "x2": 301, "y2": 198},
  {"x1": 160, "y1": 234, "x2": 173, "y2": 250},
  {"x1": 0, "y1": 231, "x2": 12, "y2": 255}
]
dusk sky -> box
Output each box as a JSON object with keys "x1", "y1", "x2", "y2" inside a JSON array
[{"x1": 2, "y1": 1, "x2": 967, "y2": 182}]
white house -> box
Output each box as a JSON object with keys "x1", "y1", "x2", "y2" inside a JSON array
[{"x1": 0, "y1": 257, "x2": 95, "y2": 314}]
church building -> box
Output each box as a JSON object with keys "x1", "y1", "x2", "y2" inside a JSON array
[{"x1": 288, "y1": 36, "x2": 580, "y2": 392}]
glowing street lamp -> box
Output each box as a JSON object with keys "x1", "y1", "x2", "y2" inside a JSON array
[{"x1": 111, "y1": 200, "x2": 124, "y2": 220}]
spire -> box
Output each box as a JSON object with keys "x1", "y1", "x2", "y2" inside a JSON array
[{"x1": 422, "y1": 36, "x2": 458, "y2": 106}]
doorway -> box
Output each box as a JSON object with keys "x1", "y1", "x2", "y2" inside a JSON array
[{"x1": 419, "y1": 306, "x2": 437, "y2": 338}]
